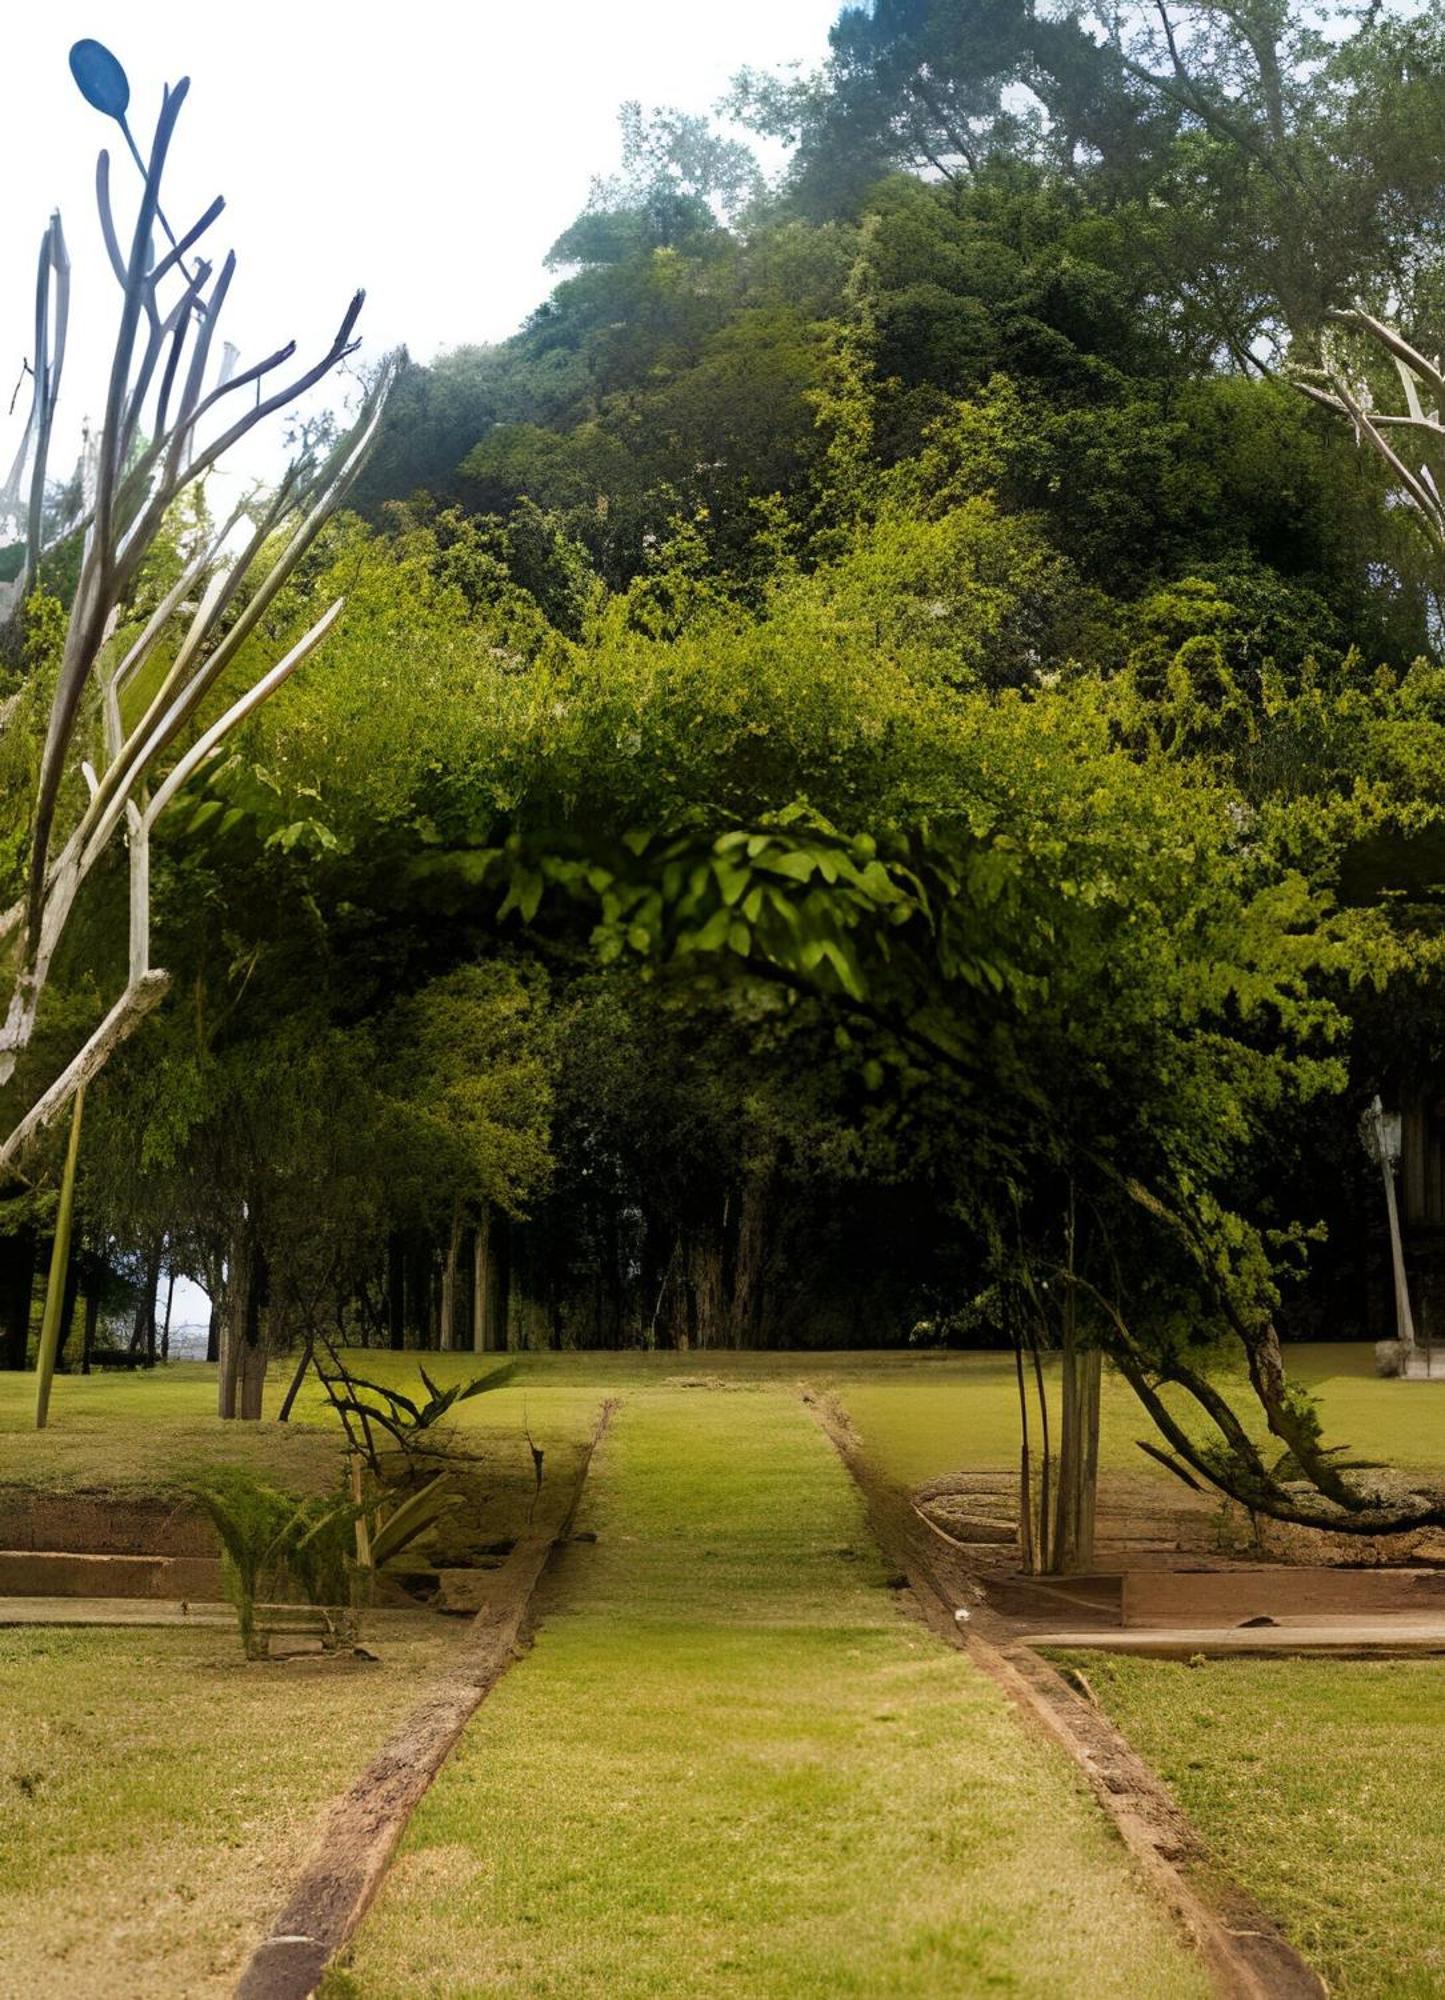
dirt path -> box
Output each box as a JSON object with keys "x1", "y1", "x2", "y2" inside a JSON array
[{"x1": 336, "y1": 1382, "x2": 1211, "y2": 1998}]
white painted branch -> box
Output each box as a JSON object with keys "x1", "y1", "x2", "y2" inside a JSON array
[
  {"x1": 0, "y1": 971, "x2": 169, "y2": 1172},
  {"x1": 141, "y1": 597, "x2": 346, "y2": 830},
  {"x1": 127, "y1": 803, "x2": 149, "y2": 981}
]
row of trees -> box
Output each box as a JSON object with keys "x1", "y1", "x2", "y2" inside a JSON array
[{"x1": 7, "y1": 6, "x2": 1445, "y2": 1561}]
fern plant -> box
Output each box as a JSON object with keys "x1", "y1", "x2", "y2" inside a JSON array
[{"x1": 187, "y1": 1469, "x2": 353, "y2": 1659}]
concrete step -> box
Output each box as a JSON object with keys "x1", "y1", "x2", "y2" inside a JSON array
[
  {"x1": 0, "y1": 1548, "x2": 223, "y2": 1599},
  {"x1": 0, "y1": 1489, "x2": 216, "y2": 1556},
  {"x1": 1123, "y1": 1564, "x2": 1445, "y2": 1627}
]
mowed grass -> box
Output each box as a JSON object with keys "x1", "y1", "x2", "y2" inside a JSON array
[
  {"x1": 1071, "y1": 1654, "x2": 1445, "y2": 2000},
  {"x1": 0, "y1": 1352, "x2": 610, "y2": 1501},
  {"x1": 824, "y1": 1343, "x2": 1445, "y2": 1488},
  {"x1": 6, "y1": 1340, "x2": 1434, "y2": 1500},
  {"x1": 334, "y1": 1383, "x2": 1209, "y2": 2000},
  {"x1": 0, "y1": 1621, "x2": 454, "y2": 1999},
  {"x1": 0, "y1": 1360, "x2": 344, "y2": 1493}
]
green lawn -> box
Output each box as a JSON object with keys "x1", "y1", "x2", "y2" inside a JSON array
[
  {"x1": 0, "y1": 1353, "x2": 611, "y2": 1503},
  {"x1": 2, "y1": 1346, "x2": 1438, "y2": 1996},
  {"x1": 0, "y1": 1621, "x2": 454, "y2": 1999},
  {"x1": 1071, "y1": 1653, "x2": 1445, "y2": 2000},
  {"x1": 823, "y1": 1343, "x2": 1445, "y2": 1489},
  {"x1": 333, "y1": 1381, "x2": 1208, "y2": 1999},
  {"x1": 4, "y1": 1340, "x2": 1430, "y2": 1501}
]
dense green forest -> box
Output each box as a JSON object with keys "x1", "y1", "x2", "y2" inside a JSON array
[{"x1": 8, "y1": 0, "x2": 1445, "y2": 1462}]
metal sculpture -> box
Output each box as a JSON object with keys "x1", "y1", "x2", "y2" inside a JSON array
[
  {"x1": 0, "y1": 40, "x2": 393, "y2": 1171},
  {"x1": 1300, "y1": 306, "x2": 1445, "y2": 554}
]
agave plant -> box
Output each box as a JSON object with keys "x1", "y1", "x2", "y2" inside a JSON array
[{"x1": 315, "y1": 1348, "x2": 502, "y2": 1473}]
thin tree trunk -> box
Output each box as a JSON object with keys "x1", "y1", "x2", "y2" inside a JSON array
[
  {"x1": 56, "y1": 1255, "x2": 81, "y2": 1368},
  {"x1": 1078, "y1": 1344, "x2": 1101, "y2": 1567},
  {"x1": 440, "y1": 1200, "x2": 461, "y2": 1352},
  {"x1": 205, "y1": 1299, "x2": 220, "y2": 1364},
  {"x1": 129, "y1": 1238, "x2": 161, "y2": 1364},
  {"x1": 472, "y1": 1211, "x2": 490, "y2": 1351},
  {"x1": 474, "y1": 1208, "x2": 509, "y2": 1352},
  {"x1": 160, "y1": 1261, "x2": 175, "y2": 1363},
  {"x1": 1054, "y1": 1211, "x2": 1081, "y2": 1574},
  {"x1": 81, "y1": 1258, "x2": 100, "y2": 1375},
  {"x1": 238, "y1": 1241, "x2": 268, "y2": 1419},
  {"x1": 730, "y1": 1171, "x2": 771, "y2": 1350},
  {"x1": 277, "y1": 1335, "x2": 313, "y2": 1422},
  {"x1": 387, "y1": 1232, "x2": 405, "y2": 1351},
  {"x1": 1030, "y1": 1328, "x2": 1052, "y2": 1575},
  {"x1": 492, "y1": 1211, "x2": 511, "y2": 1353},
  {"x1": 1013, "y1": 1330, "x2": 1035, "y2": 1574},
  {"x1": 34, "y1": 1084, "x2": 84, "y2": 1429},
  {"x1": 1048, "y1": 1187, "x2": 1101, "y2": 1576},
  {"x1": 220, "y1": 1221, "x2": 250, "y2": 1419}
]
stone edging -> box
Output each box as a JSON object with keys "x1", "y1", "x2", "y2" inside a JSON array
[
  {"x1": 804, "y1": 1389, "x2": 1326, "y2": 2000},
  {"x1": 232, "y1": 1399, "x2": 617, "y2": 2000}
]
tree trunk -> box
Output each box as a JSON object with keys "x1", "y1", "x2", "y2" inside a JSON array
[
  {"x1": 219, "y1": 1221, "x2": 251, "y2": 1419},
  {"x1": 1029, "y1": 1329, "x2": 1053, "y2": 1574},
  {"x1": 277, "y1": 1336, "x2": 313, "y2": 1422},
  {"x1": 387, "y1": 1232, "x2": 406, "y2": 1351},
  {"x1": 1047, "y1": 1190, "x2": 1101, "y2": 1576},
  {"x1": 238, "y1": 1242, "x2": 268, "y2": 1419},
  {"x1": 688, "y1": 1226, "x2": 725, "y2": 1350},
  {"x1": 490, "y1": 1211, "x2": 511, "y2": 1352},
  {"x1": 0, "y1": 1224, "x2": 37, "y2": 1369},
  {"x1": 34, "y1": 1084, "x2": 84, "y2": 1429},
  {"x1": 129, "y1": 1238, "x2": 161, "y2": 1364},
  {"x1": 205, "y1": 1300, "x2": 220, "y2": 1365},
  {"x1": 440, "y1": 1201, "x2": 461, "y2": 1352},
  {"x1": 406, "y1": 1239, "x2": 430, "y2": 1350},
  {"x1": 478, "y1": 1208, "x2": 496, "y2": 1352},
  {"x1": 159, "y1": 1263, "x2": 175, "y2": 1363},
  {"x1": 80, "y1": 1260, "x2": 100, "y2": 1374},
  {"x1": 56, "y1": 1254, "x2": 81, "y2": 1368},
  {"x1": 730, "y1": 1172, "x2": 771, "y2": 1349},
  {"x1": 1013, "y1": 1332, "x2": 1035, "y2": 1575},
  {"x1": 1051, "y1": 1336, "x2": 1102, "y2": 1574},
  {"x1": 473, "y1": 1206, "x2": 510, "y2": 1351}
]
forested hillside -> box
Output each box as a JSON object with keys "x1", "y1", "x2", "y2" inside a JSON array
[{"x1": 8, "y1": 0, "x2": 1445, "y2": 1416}]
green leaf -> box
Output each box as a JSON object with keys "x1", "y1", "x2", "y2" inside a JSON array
[{"x1": 186, "y1": 798, "x2": 224, "y2": 836}]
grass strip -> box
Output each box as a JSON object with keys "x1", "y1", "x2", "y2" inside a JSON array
[
  {"x1": 335, "y1": 1383, "x2": 1208, "y2": 1998},
  {"x1": 1069, "y1": 1653, "x2": 1445, "y2": 2000}
]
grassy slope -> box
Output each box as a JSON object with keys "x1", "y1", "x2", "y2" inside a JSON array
[
  {"x1": 1073, "y1": 1654, "x2": 1445, "y2": 2000},
  {"x1": 824, "y1": 1344, "x2": 1445, "y2": 1488},
  {"x1": 336, "y1": 1382, "x2": 1208, "y2": 2000},
  {"x1": 0, "y1": 1623, "x2": 454, "y2": 1999},
  {"x1": 2, "y1": 1341, "x2": 1428, "y2": 1498}
]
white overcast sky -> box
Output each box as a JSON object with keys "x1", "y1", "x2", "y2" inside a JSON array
[{"x1": 3, "y1": 0, "x2": 842, "y2": 480}]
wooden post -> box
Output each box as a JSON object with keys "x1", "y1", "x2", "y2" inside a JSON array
[{"x1": 34, "y1": 1084, "x2": 84, "y2": 1429}]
